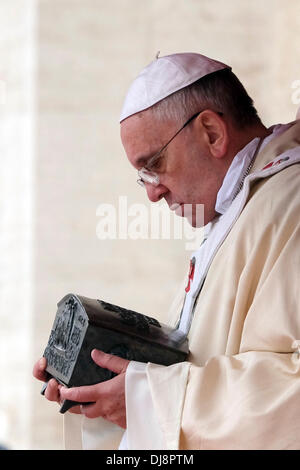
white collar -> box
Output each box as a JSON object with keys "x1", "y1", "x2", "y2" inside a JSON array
[{"x1": 215, "y1": 123, "x2": 291, "y2": 216}]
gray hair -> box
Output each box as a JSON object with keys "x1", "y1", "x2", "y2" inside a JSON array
[{"x1": 151, "y1": 69, "x2": 261, "y2": 129}]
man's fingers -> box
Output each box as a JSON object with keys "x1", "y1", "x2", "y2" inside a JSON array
[
  {"x1": 91, "y1": 349, "x2": 129, "y2": 374},
  {"x1": 60, "y1": 384, "x2": 99, "y2": 403},
  {"x1": 80, "y1": 402, "x2": 100, "y2": 419},
  {"x1": 44, "y1": 378, "x2": 60, "y2": 402},
  {"x1": 33, "y1": 357, "x2": 48, "y2": 381}
]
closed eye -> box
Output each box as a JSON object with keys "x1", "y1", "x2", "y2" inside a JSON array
[{"x1": 146, "y1": 151, "x2": 166, "y2": 172}]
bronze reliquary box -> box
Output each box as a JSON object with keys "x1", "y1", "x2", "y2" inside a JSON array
[{"x1": 42, "y1": 293, "x2": 189, "y2": 412}]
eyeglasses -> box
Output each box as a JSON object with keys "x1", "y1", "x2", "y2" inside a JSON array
[{"x1": 137, "y1": 112, "x2": 202, "y2": 188}]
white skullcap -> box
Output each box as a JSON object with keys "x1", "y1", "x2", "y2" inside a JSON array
[{"x1": 120, "y1": 52, "x2": 231, "y2": 122}]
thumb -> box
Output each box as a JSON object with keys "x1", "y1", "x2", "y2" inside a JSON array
[{"x1": 91, "y1": 349, "x2": 129, "y2": 375}]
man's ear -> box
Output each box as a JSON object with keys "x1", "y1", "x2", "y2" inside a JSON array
[{"x1": 198, "y1": 110, "x2": 229, "y2": 159}]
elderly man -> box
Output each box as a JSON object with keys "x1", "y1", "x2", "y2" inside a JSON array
[{"x1": 33, "y1": 52, "x2": 300, "y2": 450}]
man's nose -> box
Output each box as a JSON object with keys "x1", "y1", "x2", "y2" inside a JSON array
[{"x1": 145, "y1": 183, "x2": 168, "y2": 202}]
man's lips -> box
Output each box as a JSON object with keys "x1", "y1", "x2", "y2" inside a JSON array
[
  {"x1": 170, "y1": 202, "x2": 182, "y2": 211},
  {"x1": 168, "y1": 202, "x2": 204, "y2": 226},
  {"x1": 170, "y1": 202, "x2": 184, "y2": 216}
]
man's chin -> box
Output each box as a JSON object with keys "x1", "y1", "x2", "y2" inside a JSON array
[{"x1": 180, "y1": 204, "x2": 205, "y2": 228}]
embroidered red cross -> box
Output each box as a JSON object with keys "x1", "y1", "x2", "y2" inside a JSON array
[
  {"x1": 185, "y1": 257, "x2": 196, "y2": 293},
  {"x1": 262, "y1": 157, "x2": 289, "y2": 171}
]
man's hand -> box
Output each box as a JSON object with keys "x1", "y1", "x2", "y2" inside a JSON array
[
  {"x1": 60, "y1": 349, "x2": 129, "y2": 428},
  {"x1": 33, "y1": 357, "x2": 80, "y2": 414},
  {"x1": 32, "y1": 357, "x2": 61, "y2": 402}
]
